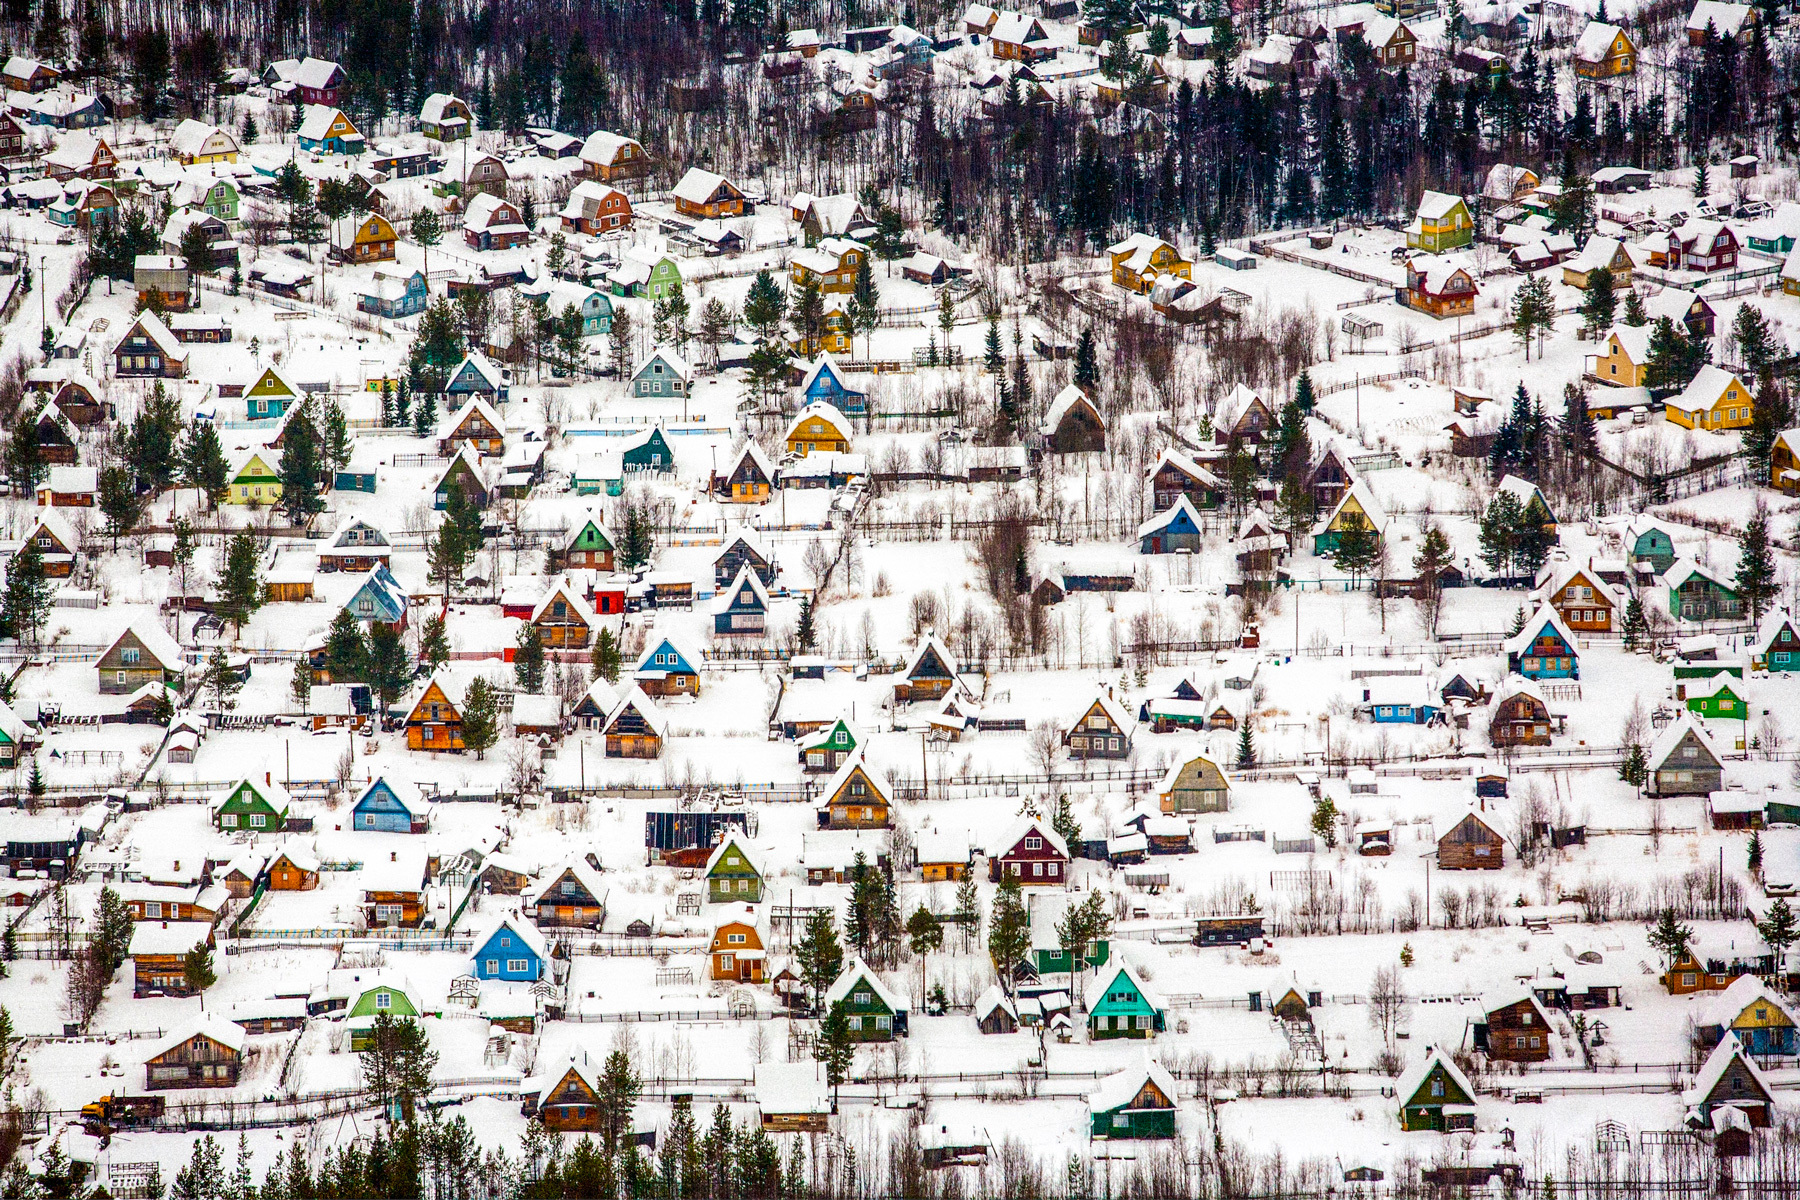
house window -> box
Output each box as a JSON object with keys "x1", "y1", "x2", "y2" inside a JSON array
[
  {"x1": 221, "y1": 814, "x2": 237, "y2": 828},
  {"x1": 1025, "y1": 836, "x2": 1041, "y2": 850},
  {"x1": 376, "y1": 991, "x2": 392, "y2": 1010},
  {"x1": 250, "y1": 813, "x2": 267, "y2": 828},
  {"x1": 507, "y1": 959, "x2": 529, "y2": 972},
  {"x1": 848, "y1": 1015, "x2": 862, "y2": 1031},
  {"x1": 855, "y1": 991, "x2": 870, "y2": 1005},
  {"x1": 486, "y1": 958, "x2": 499, "y2": 973}
]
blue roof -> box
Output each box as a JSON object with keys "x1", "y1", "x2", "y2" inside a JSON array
[{"x1": 345, "y1": 564, "x2": 409, "y2": 623}]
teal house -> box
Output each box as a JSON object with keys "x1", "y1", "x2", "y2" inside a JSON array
[
  {"x1": 631, "y1": 349, "x2": 691, "y2": 400},
  {"x1": 471, "y1": 915, "x2": 547, "y2": 982},
  {"x1": 1503, "y1": 607, "x2": 1579, "y2": 680},
  {"x1": 797, "y1": 356, "x2": 868, "y2": 417},
  {"x1": 345, "y1": 564, "x2": 409, "y2": 629},
  {"x1": 621, "y1": 425, "x2": 676, "y2": 474},
  {"x1": 1756, "y1": 611, "x2": 1800, "y2": 672},
  {"x1": 445, "y1": 352, "x2": 507, "y2": 402},
  {"x1": 1088, "y1": 1061, "x2": 1178, "y2": 1139},
  {"x1": 1627, "y1": 520, "x2": 1678, "y2": 574},
  {"x1": 823, "y1": 956, "x2": 908, "y2": 1041},
  {"x1": 1088, "y1": 960, "x2": 1165, "y2": 1040}
]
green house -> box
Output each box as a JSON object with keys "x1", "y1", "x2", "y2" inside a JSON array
[
  {"x1": 1031, "y1": 895, "x2": 1110, "y2": 974},
  {"x1": 1667, "y1": 560, "x2": 1743, "y2": 622},
  {"x1": 1088, "y1": 1062, "x2": 1178, "y2": 1139},
  {"x1": 1685, "y1": 676, "x2": 1746, "y2": 720},
  {"x1": 571, "y1": 454, "x2": 623, "y2": 496},
  {"x1": 704, "y1": 833, "x2": 763, "y2": 903},
  {"x1": 347, "y1": 978, "x2": 420, "y2": 1051},
  {"x1": 1088, "y1": 961, "x2": 1165, "y2": 1040},
  {"x1": 211, "y1": 777, "x2": 292, "y2": 831},
  {"x1": 1672, "y1": 658, "x2": 1745, "y2": 682},
  {"x1": 824, "y1": 956, "x2": 908, "y2": 1041},
  {"x1": 621, "y1": 426, "x2": 675, "y2": 474},
  {"x1": 1769, "y1": 797, "x2": 1800, "y2": 825},
  {"x1": 196, "y1": 179, "x2": 239, "y2": 222},
  {"x1": 1397, "y1": 1050, "x2": 1477, "y2": 1132},
  {"x1": 647, "y1": 256, "x2": 682, "y2": 301}
]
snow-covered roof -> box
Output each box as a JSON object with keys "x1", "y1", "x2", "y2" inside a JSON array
[
  {"x1": 1092, "y1": 958, "x2": 1164, "y2": 1011},
  {"x1": 672, "y1": 167, "x2": 738, "y2": 205},
  {"x1": 526, "y1": 858, "x2": 607, "y2": 907},
  {"x1": 825, "y1": 954, "x2": 908, "y2": 1012},
  {"x1": 1415, "y1": 190, "x2": 1465, "y2": 220},
  {"x1": 1666, "y1": 365, "x2": 1748, "y2": 416},
  {"x1": 606, "y1": 683, "x2": 670, "y2": 738},
  {"x1": 469, "y1": 912, "x2": 550, "y2": 962},
  {"x1": 704, "y1": 831, "x2": 760, "y2": 878},
  {"x1": 754, "y1": 1061, "x2": 830, "y2": 1115},
  {"x1": 1573, "y1": 20, "x2": 1625, "y2": 61},
  {"x1": 145, "y1": 1012, "x2": 245, "y2": 1062},
  {"x1": 580, "y1": 130, "x2": 644, "y2": 167},
  {"x1": 463, "y1": 192, "x2": 524, "y2": 232},
  {"x1": 634, "y1": 344, "x2": 693, "y2": 383},
  {"x1": 129, "y1": 920, "x2": 214, "y2": 957},
  {"x1": 997, "y1": 815, "x2": 1069, "y2": 860},
  {"x1": 297, "y1": 105, "x2": 356, "y2": 143},
  {"x1": 419, "y1": 93, "x2": 467, "y2": 125},
  {"x1": 1647, "y1": 712, "x2": 1722, "y2": 770},
  {"x1": 1088, "y1": 1057, "x2": 1177, "y2": 1113},
  {"x1": 1394, "y1": 1046, "x2": 1475, "y2": 1106},
  {"x1": 784, "y1": 399, "x2": 852, "y2": 443},
  {"x1": 1683, "y1": 1037, "x2": 1771, "y2": 1107},
  {"x1": 1687, "y1": 0, "x2": 1753, "y2": 35},
  {"x1": 822, "y1": 747, "x2": 893, "y2": 805}
]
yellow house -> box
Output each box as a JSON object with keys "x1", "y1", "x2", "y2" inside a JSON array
[
  {"x1": 1667, "y1": 366, "x2": 1753, "y2": 431},
  {"x1": 330, "y1": 212, "x2": 398, "y2": 263},
  {"x1": 1405, "y1": 191, "x2": 1473, "y2": 253},
  {"x1": 1562, "y1": 236, "x2": 1634, "y2": 290},
  {"x1": 1105, "y1": 233, "x2": 1190, "y2": 294},
  {"x1": 1591, "y1": 326, "x2": 1650, "y2": 387},
  {"x1": 1311, "y1": 481, "x2": 1385, "y2": 555},
  {"x1": 790, "y1": 237, "x2": 867, "y2": 294},
  {"x1": 226, "y1": 452, "x2": 281, "y2": 505},
  {"x1": 792, "y1": 306, "x2": 853, "y2": 357},
  {"x1": 784, "y1": 402, "x2": 853, "y2": 455},
  {"x1": 1572, "y1": 21, "x2": 1635, "y2": 78},
  {"x1": 170, "y1": 119, "x2": 241, "y2": 165}
]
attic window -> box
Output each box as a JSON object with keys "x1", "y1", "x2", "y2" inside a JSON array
[{"x1": 1024, "y1": 837, "x2": 1042, "y2": 850}]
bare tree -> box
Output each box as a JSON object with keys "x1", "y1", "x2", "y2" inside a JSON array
[{"x1": 1028, "y1": 720, "x2": 1063, "y2": 778}]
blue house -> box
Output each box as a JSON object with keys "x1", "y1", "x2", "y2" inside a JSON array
[
  {"x1": 518, "y1": 279, "x2": 614, "y2": 336},
  {"x1": 631, "y1": 347, "x2": 691, "y2": 399},
  {"x1": 1137, "y1": 495, "x2": 1204, "y2": 554},
  {"x1": 445, "y1": 352, "x2": 508, "y2": 402},
  {"x1": 797, "y1": 356, "x2": 868, "y2": 416},
  {"x1": 1754, "y1": 610, "x2": 1800, "y2": 673},
  {"x1": 350, "y1": 776, "x2": 430, "y2": 833},
  {"x1": 1503, "y1": 606, "x2": 1579, "y2": 680},
  {"x1": 471, "y1": 916, "x2": 547, "y2": 982},
  {"x1": 714, "y1": 564, "x2": 771, "y2": 636},
  {"x1": 345, "y1": 564, "x2": 410, "y2": 630},
  {"x1": 1355, "y1": 677, "x2": 1442, "y2": 725},
  {"x1": 334, "y1": 452, "x2": 378, "y2": 493},
  {"x1": 634, "y1": 635, "x2": 701, "y2": 695},
  {"x1": 357, "y1": 269, "x2": 428, "y2": 319}
]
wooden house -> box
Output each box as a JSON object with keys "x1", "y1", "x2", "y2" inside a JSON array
[
  {"x1": 1697, "y1": 977, "x2": 1798, "y2": 1055},
  {"x1": 1311, "y1": 482, "x2": 1385, "y2": 554},
  {"x1": 268, "y1": 844, "x2": 320, "y2": 890},
  {"x1": 210, "y1": 776, "x2": 291, "y2": 832},
  {"x1": 1773, "y1": 431, "x2": 1800, "y2": 495},
  {"x1": 143, "y1": 1014, "x2": 243, "y2": 1089},
  {"x1": 1155, "y1": 753, "x2": 1231, "y2": 814},
  {"x1": 672, "y1": 168, "x2": 745, "y2": 219},
  {"x1": 634, "y1": 635, "x2": 701, "y2": 696},
  {"x1": 361, "y1": 847, "x2": 429, "y2": 927},
  {"x1": 1667, "y1": 558, "x2": 1743, "y2": 622},
  {"x1": 1147, "y1": 449, "x2": 1225, "y2": 512},
  {"x1": 350, "y1": 777, "x2": 429, "y2": 833},
  {"x1": 790, "y1": 236, "x2": 869, "y2": 295},
  {"x1": 1088, "y1": 1061, "x2": 1178, "y2": 1139},
  {"x1": 112, "y1": 310, "x2": 187, "y2": 379},
  {"x1": 343, "y1": 564, "x2": 409, "y2": 631},
  {"x1": 1752, "y1": 610, "x2": 1800, "y2": 672},
  {"x1": 1667, "y1": 366, "x2": 1753, "y2": 432},
  {"x1": 714, "y1": 531, "x2": 775, "y2": 588},
  {"x1": 462, "y1": 193, "x2": 529, "y2": 251},
  {"x1": 975, "y1": 986, "x2": 1019, "y2": 1034},
  {"x1": 433, "y1": 444, "x2": 489, "y2": 510},
  {"x1": 704, "y1": 833, "x2": 764, "y2": 903},
  {"x1": 1486, "y1": 684, "x2": 1554, "y2": 748},
  {"x1": 603, "y1": 685, "x2": 668, "y2": 758},
  {"x1": 719, "y1": 440, "x2": 778, "y2": 502},
  {"x1": 754, "y1": 1063, "x2": 830, "y2": 1132},
  {"x1": 296, "y1": 105, "x2": 364, "y2": 155},
  {"x1": 709, "y1": 904, "x2": 766, "y2": 982},
  {"x1": 437, "y1": 397, "x2": 506, "y2": 458},
  {"x1": 1591, "y1": 325, "x2": 1651, "y2": 388},
  {"x1": 1040, "y1": 385, "x2": 1106, "y2": 453},
  {"x1": 1504, "y1": 607, "x2": 1579, "y2": 680},
  {"x1": 1562, "y1": 236, "x2": 1634, "y2": 289},
  {"x1": 526, "y1": 860, "x2": 607, "y2": 928},
  {"x1": 471, "y1": 915, "x2": 547, "y2": 981},
  {"x1": 559, "y1": 179, "x2": 634, "y2": 234},
  {"x1": 579, "y1": 131, "x2": 652, "y2": 182},
  {"x1": 1362, "y1": 14, "x2": 1416, "y2": 65},
  {"x1": 1437, "y1": 811, "x2": 1505, "y2": 869},
  {"x1": 531, "y1": 579, "x2": 595, "y2": 649},
  {"x1": 529, "y1": 1054, "x2": 607, "y2": 1132},
  {"x1": 98, "y1": 620, "x2": 183, "y2": 695},
  {"x1": 1088, "y1": 960, "x2": 1166, "y2": 1039},
  {"x1": 404, "y1": 670, "x2": 466, "y2": 753},
  {"x1": 1138, "y1": 495, "x2": 1206, "y2": 555},
  {"x1": 329, "y1": 212, "x2": 396, "y2": 263},
  {"x1": 131, "y1": 922, "x2": 215, "y2": 998},
  {"x1": 894, "y1": 636, "x2": 958, "y2": 704},
  {"x1": 1572, "y1": 20, "x2": 1636, "y2": 77},
  {"x1": 799, "y1": 717, "x2": 859, "y2": 774},
  {"x1": 1684, "y1": 1039, "x2": 1773, "y2": 1129},
  {"x1": 1105, "y1": 233, "x2": 1190, "y2": 295},
  {"x1": 713, "y1": 564, "x2": 771, "y2": 637},
  {"x1": 1538, "y1": 565, "x2": 1617, "y2": 633},
  {"x1": 1, "y1": 55, "x2": 58, "y2": 91},
  {"x1": 784, "y1": 402, "x2": 853, "y2": 455},
  {"x1": 560, "y1": 516, "x2": 617, "y2": 572},
  {"x1": 1400, "y1": 254, "x2": 1478, "y2": 319},
  {"x1": 990, "y1": 817, "x2": 1070, "y2": 885},
  {"x1": 797, "y1": 355, "x2": 868, "y2": 415},
  {"x1": 1648, "y1": 715, "x2": 1724, "y2": 797},
  {"x1": 824, "y1": 956, "x2": 908, "y2": 1040},
  {"x1": 1404, "y1": 191, "x2": 1473, "y2": 253},
  {"x1": 917, "y1": 829, "x2": 970, "y2": 881},
  {"x1": 320, "y1": 517, "x2": 393, "y2": 573},
  {"x1": 1396, "y1": 1049, "x2": 1477, "y2": 1131},
  {"x1": 818, "y1": 750, "x2": 893, "y2": 829},
  {"x1": 1064, "y1": 692, "x2": 1135, "y2": 760}
]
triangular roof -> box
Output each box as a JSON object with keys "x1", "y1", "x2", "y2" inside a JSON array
[
  {"x1": 997, "y1": 815, "x2": 1070, "y2": 860},
  {"x1": 575, "y1": 676, "x2": 619, "y2": 717},
  {"x1": 352, "y1": 775, "x2": 427, "y2": 817},
  {"x1": 726, "y1": 439, "x2": 778, "y2": 485},
  {"x1": 716, "y1": 563, "x2": 771, "y2": 615},
  {"x1": 1684, "y1": 1037, "x2": 1773, "y2": 1108},
  {"x1": 1753, "y1": 608, "x2": 1799, "y2": 656},
  {"x1": 113, "y1": 309, "x2": 181, "y2": 358},
  {"x1": 797, "y1": 354, "x2": 865, "y2": 397},
  {"x1": 435, "y1": 442, "x2": 487, "y2": 491},
  {"x1": 784, "y1": 400, "x2": 852, "y2": 443},
  {"x1": 470, "y1": 912, "x2": 550, "y2": 962},
  {"x1": 605, "y1": 683, "x2": 669, "y2": 738},
  {"x1": 823, "y1": 747, "x2": 894, "y2": 806},
  {"x1": 1311, "y1": 480, "x2": 1387, "y2": 536},
  {"x1": 442, "y1": 395, "x2": 505, "y2": 440},
  {"x1": 1088, "y1": 1057, "x2": 1178, "y2": 1114},
  {"x1": 1137, "y1": 493, "x2": 1203, "y2": 539},
  {"x1": 901, "y1": 634, "x2": 958, "y2": 680},
  {"x1": 1503, "y1": 604, "x2": 1580, "y2": 657},
  {"x1": 525, "y1": 858, "x2": 607, "y2": 907},
  {"x1": 634, "y1": 631, "x2": 700, "y2": 675},
  {"x1": 562, "y1": 513, "x2": 617, "y2": 554},
  {"x1": 1092, "y1": 958, "x2": 1165, "y2": 1012},
  {"x1": 824, "y1": 954, "x2": 908, "y2": 1012},
  {"x1": 1395, "y1": 1046, "x2": 1476, "y2": 1107},
  {"x1": 449, "y1": 351, "x2": 506, "y2": 393},
  {"x1": 146, "y1": 1012, "x2": 246, "y2": 1062},
  {"x1": 530, "y1": 576, "x2": 595, "y2": 627},
  {"x1": 704, "y1": 831, "x2": 761, "y2": 878},
  {"x1": 1040, "y1": 384, "x2": 1102, "y2": 438},
  {"x1": 1648, "y1": 712, "x2": 1723, "y2": 770},
  {"x1": 1071, "y1": 691, "x2": 1136, "y2": 739},
  {"x1": 104, "y1": 619, "x2": 183, "y2": 670},
  {"x1": 210, "y1": 774, "x2": 293, "y2": 817},
  {"x1": 1146, "y1": 447, "x2": 1223, "y2": 489}
]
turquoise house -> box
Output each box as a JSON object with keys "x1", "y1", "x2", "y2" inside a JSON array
[
  {"x1": 445, "y1": 352, "x2": 507, "y2": 402},
  {"x1": 345, "y1": 564, "x2": 409, "y2": 628},
  {"x1": 350, "y1": 776, "x2": 429, "y2": 833},
  {"x1": 1088, "y1": 961, "x2": 1166, "y2": 1040},
  {"x1": 519, "y1": 280, "x2": 614, "y2": 336},
  {"x1": 621, "y1": 426, "x2": 675, "y2": 474},
  {"x1": 1504, "y1": 608, "x2": 1579, "y2": 680},
  {"x1": 1755, "y1": 611, "x2": 1800, "y2": 673},
  {"x1": 1627, "y1": 520, "x2": 1677, "y2": 574},
  {"x1": 471, "y1": 916, "x2": 547, "y2": 982}
]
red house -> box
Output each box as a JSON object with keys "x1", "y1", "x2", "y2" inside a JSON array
[{"x1": 989, "y1": 817, "x2": 1070, "y2": 885}]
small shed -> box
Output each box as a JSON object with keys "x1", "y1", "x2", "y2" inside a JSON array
[{"x1": 1214, "y1": 247, "x2": 1257, "y2": 270}]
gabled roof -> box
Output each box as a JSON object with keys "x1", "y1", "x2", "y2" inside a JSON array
[
  {"x1": 1415, "y1": 190, "x2": 1466, "y2": 220},
  {"x1": 784, "y1": 400, "x2": 852, "y2": 443},
  {"x1": 823, "y1": 747, "x2": 894, "y2": 805},
  {"x1": 1667, "y1": 365, "x2": 1749, "y2": 416},
  {"x1": 104, "y1": 619, "x2": 182, "y2": 670},
  {"x1": 1071, "y1": 690, "x2": 1136, "y2": 739},
  {"x1": 1092, "y1": 958, "x2": 1165, "y2": 1011},
  {"x1": 672, "y1": 167, "x2": 740, "y2": 205},
  {"x1": 1395, "y1": 1047, "x2": 1476, "y2": 1106},
  {"x1": 633, "y1": 344, "x2": 693, "y2": 383},
  {"x1": 716, "y1": 563, "x2": 772, "y2": 614},
  {"x1": 470, "y1": 912, "x2": 550, "y2": 962},
  {"x1": 1753, "y1": 608, "x2": 1799, "y2": 655},
  {"x1": 1664, "y1": 555, "x2": 1733, "y2": 592},
  {"x1": 634, "y1": 631, "x2": 700, "y2": 675},
  {"x1": 525, "y1": 858, "x2": 607, "y2": 907},
  {"x1": 704, "y1": 831, "x2": 761, "y2": 878},
  {"x1": 1648, "y1": 712, "x2": 1722, "y2": 770},
  {"x1": 326, "y1": 516, "x2": 392, "y2": 553},
  {"x1": 901, "y1": 634, "x2": 958, "y2": 680},
  {"x1": 825, "y1": 954, "x2": 908, "y2": 1012},
  {"x1": 271, "y1": 839, "x2": 320, "y2": 873},
  {"x1": 1155, "y1": 752, "x2": 1227, "y2": 797},
  {"x1": 579, "y1": 130, "x2": 645, "y2": 166},
  {"x1": 997, "y1": 815, "x2": 1069, "y2": 860},
  {"x1": 1311, "y1": 479, "x2": 1386, "y2": 536},
  {"x1": 797, "y1": 354, "x2": 865, "y2": 396},
  {"x1": 1137, "y1": 493, "x2": 1204, "y2": 540},
  {"x1": 726, "y1": 439, "x2": 778, "y2": 486},
  {"x1": 605, "y1": 683, "x2": 669, "y2": 738},
  {"x1": 1697, "y1": 974, "x2": 1794, "y2": 1030},
  {"x1": 419, "y1": 93, "x2": 468, "y2": 124},
  {"x1": 450, "y1": 351, "x2": 506, "y2": 393},
  {"x1": 113, "y1": 309, "x2": 182, "y2": 358},
  {"x1": 352, "y1": 775, "x2": 427, "y2": 817},
  {"x1": 1683, "y1": 1036, "x2": 1772, "y2": 1108},
  {"x1": 531, "y1": 577, "x2": 595, "y2": 626},
  {"x1": 210, "y1": 774, "x2": 293, "y2": 816},
  {"x1": 297, "y1": 105, "x2": 357, "y2": 143},
  {"x1": 1089, "y1": 1057, "x2": 1177, "y2": 1113},
  {"x1": 435, "y1": 442, "x2": 487, "y2": 491},
  {"x1": 576, "y1": 676, "x2": 619, "y2": 716},
  {"x1": 1538, "y1": 562, "x2": 1619, "y2": 609},
  {"x1": 562, "y1": 513, "x2": 617, "y2": 553},
  {"x1": 1146, "y1": 448, "x2": 1223, "y2": 489},
  {"x1": 1574, "y1": 20, "x2": 1627, "y2": 60},
  {"x1": 1503, "y1": 604, "x2": 1579, "y2": 657},
  {"x1": 1041, "y1": 384, "x2": 1101, "y2": 437},
  {"x1": 463, "y1": 191, "x2": 523, "y2": 232},
  {"x1": 146, "y1": 1012, "x2": 245, "y2": 1062},
  {"x1": 1687, "y1": 0, "x2": 1753, "y2": 35}
]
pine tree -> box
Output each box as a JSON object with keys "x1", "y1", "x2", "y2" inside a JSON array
[
  {"x1": 1647, "y1": 907, "x2": 1694, "y2": 975},
  {"x1": 1479, "y1": 491, "x2": 1524, "y2": 578},
  {"x1": 514, "y1": 622, "x2": 546, "y2": 692},
  {"x1": 742, "y1": 269, "x2": 786, "y2": 343},
  {"x1": 797, "y1": 908, "x2": 843, "y2": 1013},
  {"x1": 1746, "y1": 377, "x2": 1796, "y2": 469},
  {"x1": 796, "y1": 595, "x2": 816, "y2": 652},
  {"x1": 983, "y1": 312, "x2": 1003, "y2": 375},
  {"x1": 987, "y1": 873, "x2": 1031, "y2": 994},
  {"x1": 180, "y1": 419, "x2": 231, "y2": 507},
  {"x1": 1051, "y1": 793, "x2": 1080, "y2": 853},
  {"x1": 591, "y1": 627, "x2": 621, "y2": 682},
  {"x1": 1622, "y1": 596, "x2": 1648, "y2": 651},
  {"x1": 461, "y1": 677, "x2": 499, "y2": 758},
  {"x1": 1732, "y1": 303, "x2": 1778, "y2": 375},
  {"x1": 5, "y1": 410, "x2": 43, "y2": 497},
  {"x1": 1, "y1": 540, "x2": 52, "y2": 644},
  {"x1": 1295, "y1": 368, "x2": 1316, "y2": 414},
  {"x1": 1619, "y1": 742, "x2": 1648, "y2": 794},
  {"x1": 1759, "y1": 898, "x2": 1798, "y2": 977},
  {"x1": 365, "y1": 623, "x2": 409, "y2": 714},
  {"x1": 1750, "y1": 831, "x2": 1765, "y2": 877},
  {"x1": 94, "y1": 886, "x2": 134, "y2": 974},
  {"x1": 290, "y1": 660, "x2": 311, "y2": 713},
  {"x1": 183, "y1": 943, "x2": 217, "y2": 992},
  {"x1": 1310, "y1": 794, "x2": 1339, "y2": 848},
  {"x1": 814, "y1": 1003, "x2": 855, "y2": 1112},
  {"x1": 217, "y1": 528, "x2": 263, "y2": 638},
  {"x1": 1579, "y1": 268, "x2": 1616, "y2": 338},
  {"x1": 278, "y1": 402, "x2": 327, "y2": 524},
  {"x1": 1236, "y1": 723, "x2": 1257, "y2": 769},
  {"x1": 1621, "y1": 288, "x2": 1648, "y2": 326},
  {"x1": 418, "y1": 613, "x2": 450, "y2": 671},
  {"x1": 1694, "y1": 159, "x2": 1711, "y2": 201},
  {"x1": 324, "y1": 608, "x2": 368, "y2": 684},
  {"x1": 1735, "y1": 505, "x2": 1779, "y2": 622},
  {"x1": 1329, "y1": 512, "x2": 1380, "y2": 587},
  {"x1": 1074, "y1": 327, "x2": 1099, "y2": 391}
]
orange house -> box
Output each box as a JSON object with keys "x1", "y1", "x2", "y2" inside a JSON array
[
  {"x1": 404, "y1": 671, "x2": 465, "y2": 752},
  {"x1": 268, "y1": 846, "x2": 320, "y2": 890},
  {"x1": 709, "y1": 906, "x2": 766, "y2": 982}
]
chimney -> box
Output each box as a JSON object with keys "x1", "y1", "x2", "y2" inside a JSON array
[
  {"x1": 391, "y1": 851, "x2": 397, "y2": 862},
  {"x1": 265, "y1": 772, "x2": 271, "y2": 785}
]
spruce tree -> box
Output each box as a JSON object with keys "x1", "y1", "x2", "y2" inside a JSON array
[
  {"x1": 1236, "y1": 723, "x2": 1257, "y2": 769},
  {"x1": 217, "y1": 527, "x2": 264, "y2": 637},
  {"x1": 278, "y1": 403, "x2": 327, "y2": 524},
  {"x1": 1, "y1": 540, "x2": 53, "y2": 644},
  {"x1": 515, "y1": 622, "x2": 546, "y2": 692},
  {"x1": 418, "y1": 613, "x2": 450, "y2": 671},
  {"x1": 591, "y1": 627, "x2": 621, "y2": 682},
  {"x1": 1579, "y1": 267, "x2": 1616, "y2": 338},
  {"x1": 1735, "y1": 505, "x2": 1778, "y2": 622},
  {"x1": 461, "y1": 677, "x2": 499, "y2": 758},
  {"x1": 987, "y1": 874, "x2": 1031, "y2": 994},
  {"x1": 1621, "y1": 288, "x2": 1648, "y2": 326},
  {"x1": 1074, "y1": 327, "x2": 1099, "y2": 391}
]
